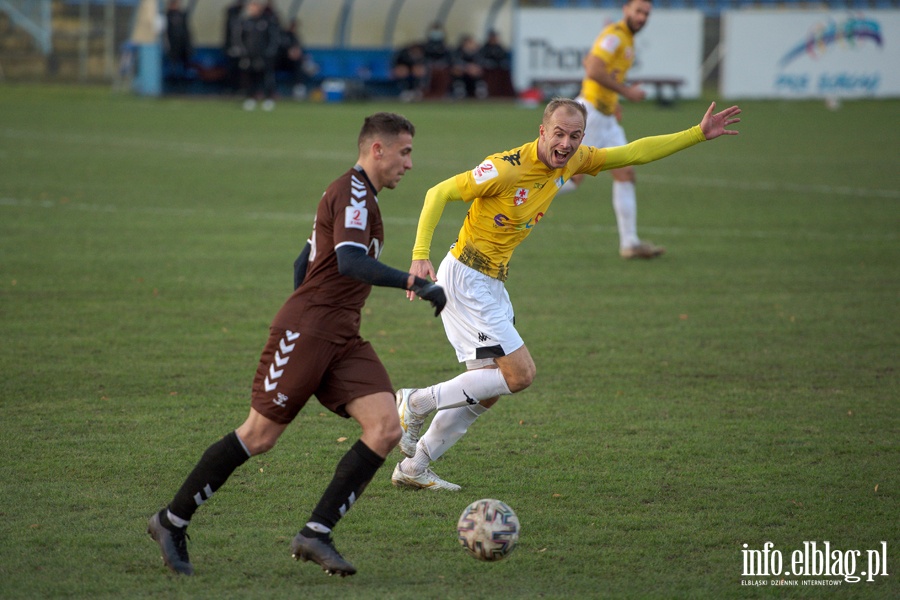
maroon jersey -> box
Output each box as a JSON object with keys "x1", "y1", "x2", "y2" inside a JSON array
[{"x1": 272, "y1": 166, "x2": 384, "y2": 343}]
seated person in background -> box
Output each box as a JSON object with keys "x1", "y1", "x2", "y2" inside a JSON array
[
  {"x1": 479, "y1": 29, "x2": 510, "y2": 72},
  {"x1": 392, "y1": 42, "x2": 428, "y2": 102},
  {"x1": 450, "y1": 34, "x2": 487, "y2": 99},
  {"x1": 478, "y1": 29, "x2": 515, "y2": 98},
  {"x1": 422, "y1": 22, "x2": 451, "y2": 98},
  {"x1": 423, "y1": 22, "x2": 450, "y2": 69}
]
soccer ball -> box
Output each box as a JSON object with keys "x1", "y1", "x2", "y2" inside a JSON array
[{"x1": 456, "y1": 498, "x2": 520, "y2": 561}]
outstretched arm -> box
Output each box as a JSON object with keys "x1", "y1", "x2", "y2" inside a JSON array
[{"x1": 597, "y1": 101, "x2": 742, "y2": 171}]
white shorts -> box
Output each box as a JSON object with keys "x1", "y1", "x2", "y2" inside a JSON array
[
  {"x1": 576, "y1": 96, "x2": 628, "y2": 149},
  {"x1": 436, "y1": 252, "x2": 524, "y2": 367}
]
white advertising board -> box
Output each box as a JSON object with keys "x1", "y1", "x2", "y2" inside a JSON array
[
  {"x1": 512, "y1": 8, "x2": 703, "y2": 97},
  {"x1": 721, "y1": 10, "x2": 900, "y2": 99}
]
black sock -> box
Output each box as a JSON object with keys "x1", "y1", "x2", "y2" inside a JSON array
[
  {"x1": 303, "y1": 439, "x2": 383, "y2": 534},
  {"x1": 168, "y1": 431, "x2": 250, "y2": 523}
]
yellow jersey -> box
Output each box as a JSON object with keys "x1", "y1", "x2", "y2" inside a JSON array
[
  {"x1": 580, "y1": 20, "x2": 635, "y2": 116},
  {"x1": 412, "y1": 126, "x2": 706, "y2": 281}
]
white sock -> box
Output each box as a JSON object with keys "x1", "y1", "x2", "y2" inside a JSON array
[
  {"x1": 400, "y1": 440, "x2": 432, "y2": 476},
  {"x1": 412, "y1": 369, "x2": 511, "y2": 414},
  {"x1": 402, "y1": 404, "x2": 489, "y2": 475},
  {"x1": 305, "y1": 521, "x2": 332, "y2": 535},
  {"x1": 167, "y1": 510, "x2": 189, "y2": 529},
  {"x1": 612, "y1": 180, "x2": 639, "y2": 248},
  {"x1": 558, "y1": 178, "x2": 579, "y2": 194}
]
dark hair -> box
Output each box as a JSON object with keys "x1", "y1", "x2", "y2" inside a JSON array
[{"x1": 358, "y1": 113, "x2": 415, "y2": 148}]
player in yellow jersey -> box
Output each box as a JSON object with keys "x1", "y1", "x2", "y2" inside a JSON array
[
  {"x1": 390, "y1": 98, "x2": 741, "y2": 490},
  {"x1": 560, "y1": 0, "x2": 662, "y2": 259}
]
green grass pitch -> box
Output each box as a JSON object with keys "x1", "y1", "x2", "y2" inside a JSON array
[{"x1": 0, "y1": 84, "x2": 897, "y2": 598}]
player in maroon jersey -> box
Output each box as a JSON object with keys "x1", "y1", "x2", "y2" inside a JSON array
[{"x1": 148, "y1": 112, "x2": 445, "y2": 577}]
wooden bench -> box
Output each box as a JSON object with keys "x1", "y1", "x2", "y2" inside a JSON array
[
  {"x1": 629, "y1": 77, "x2": 684, "y2": 107},
  {"x1": 531, "y1": 77, "x2": 685, "y2": 107}
]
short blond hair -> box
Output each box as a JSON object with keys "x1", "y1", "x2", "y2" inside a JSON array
[{"x1": 542, "y1": 97, "x2": 587, "y2": 128}]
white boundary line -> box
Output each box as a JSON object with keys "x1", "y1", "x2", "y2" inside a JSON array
[{"x1": 2, "y1": 197, "x2": 896, "y2": 242}]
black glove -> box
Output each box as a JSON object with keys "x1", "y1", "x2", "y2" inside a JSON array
[{"x1": 409, "y1": 277, "x2": 446, "y2": 317}]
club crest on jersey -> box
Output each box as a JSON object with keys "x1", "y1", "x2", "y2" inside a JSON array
[
  {"x1": 472, "y1": 160, "x2": 498, "y2": 184},
  {"x1": 514, "y1": 188, "x2": 529, "y2": 206},
  {"x1": 599, "y1": 34, "x2": 620, "y2": 53},
  {"x1": 345, "y1": 198, "x2": 368, "y2": 230}
]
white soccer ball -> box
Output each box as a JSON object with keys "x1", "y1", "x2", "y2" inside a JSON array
[{"x1": 456, "y1": 498, "x2": 520, "y2": 561}]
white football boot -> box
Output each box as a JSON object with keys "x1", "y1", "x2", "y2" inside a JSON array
[
  {"x1": 396, "y1": 389, "x2": 428, "y2": 458},
  {"x1": 391, "y1": 463, "x2": 460, "y2": 491}
]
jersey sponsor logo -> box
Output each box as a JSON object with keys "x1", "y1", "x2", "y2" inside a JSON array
[
  {"x1": 499, "y1": 151, "x2": 522, "y2": 167},
  {"x1": 555, "y1": 176, "x2": 565, "y2": 189},
  {"x1": 472, "y1": 160, "x2": 498, "y2": 183},
  {"x1": 514, "y1": 188, "x2": 529, "y2": 206},
  {"x1": 274, "y1": 392, "x2": 289, "y2": 407},
  {"x1": 345, "y1": 198, "x2": 368, "y2": 230},
  {"x1": 493, "y1": 212, "x2": 545, "y2": 230}
]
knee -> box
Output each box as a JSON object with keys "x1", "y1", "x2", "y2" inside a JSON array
[
  {"x1": 504, "y1": 362, "x2": 536, "y2": 393},
  {"x1": 371, "y1": 412, "x2": 403, "y2": 447},
  {"x1": 384, "y1": 419, "x2": 403, "y2": 448},
  {"x1": 235, "y1": 426, "x2": 279, "y2": 456},
  {"x1": 366, "y1": 417, "x2": 402, "y2": 456},
  {"x1": 241, "y1": 435, "x2": 277, "y2": 456}
]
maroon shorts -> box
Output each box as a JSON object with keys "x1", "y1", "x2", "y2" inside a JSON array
[{"x1": 250, "y1": 327, "x2": 393, "y2": 424}]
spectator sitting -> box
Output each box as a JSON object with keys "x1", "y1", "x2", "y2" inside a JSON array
[
  {"x1": 479, "y1": 29, "x2": 515, "y2": 98},
  {"x1": 422, "y1": 22, "x2": 451, "y2": 98},
  {"x1": 479, "y1": 29, "x2": 511, "y2": 71},
  {"x1": 451, "y1": 34, "x2": 487, "y2": 99},
  {"x1": 424, "y1": 23, "x2": 450, "y2": 67},
  {"x1": 391, "y1": 42, "x2": 427, "y2": 102}
]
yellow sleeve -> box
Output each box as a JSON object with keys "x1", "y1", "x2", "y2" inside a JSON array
[
  {"x1": 594, "y1": 125, "x2": 707, "y2": 173},
  {"x1": 412, "y1": 176, "x2": 464, "y2": 261}
]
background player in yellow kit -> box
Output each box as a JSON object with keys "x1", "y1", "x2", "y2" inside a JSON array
[
  {"x1": 391, "y1": 98, "x2": 741, "y2": 491},
  {"x1": 561, "y1": 0, "x2": 662, "y2": 259}
]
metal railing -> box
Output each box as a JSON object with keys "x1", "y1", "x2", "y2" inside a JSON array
[{"x1": 0, "y1": 0, "x2": 52, "y2": 55}]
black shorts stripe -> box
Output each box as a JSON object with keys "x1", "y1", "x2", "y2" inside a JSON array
[{"x1": 475, "y1": 345, "x2": 505, "y2": 359}]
